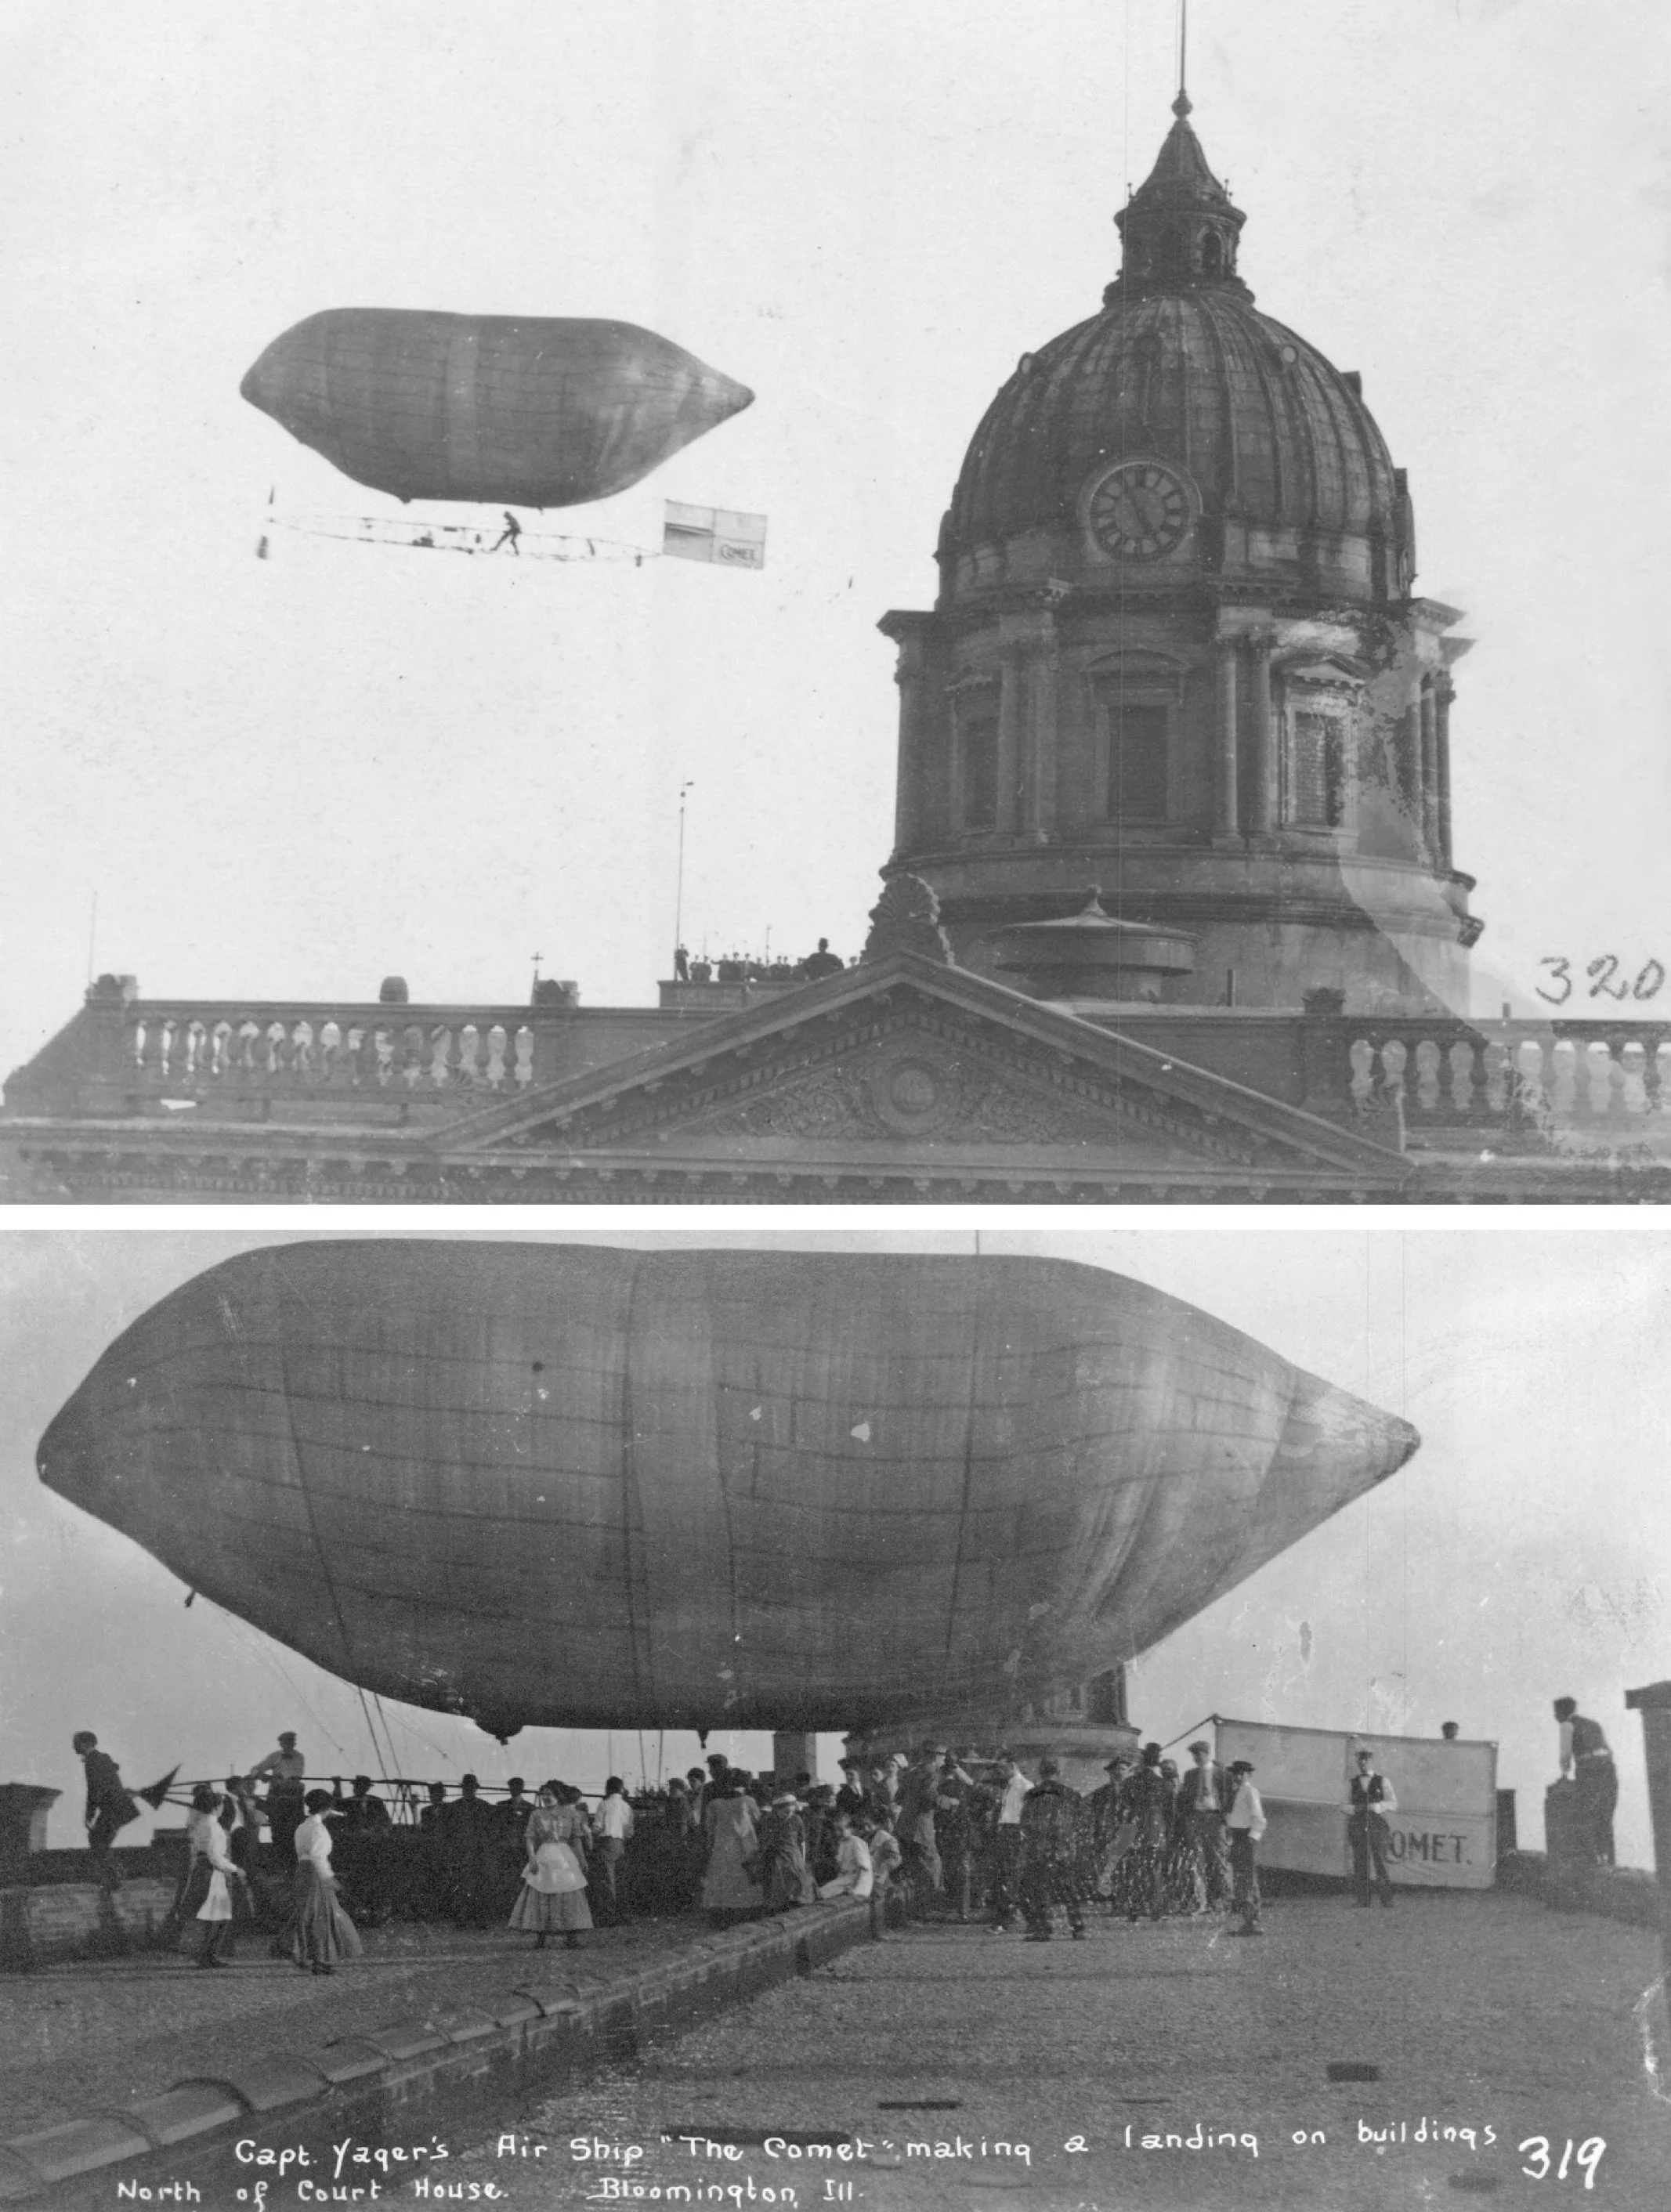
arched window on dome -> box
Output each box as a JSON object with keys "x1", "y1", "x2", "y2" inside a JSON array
[
  {"x1": 1200, "y1": 230, "x2": 1224, "y2": 278},
  {"x1": 1091, "y1": 680, "x2": 1172, "y2": 828}
]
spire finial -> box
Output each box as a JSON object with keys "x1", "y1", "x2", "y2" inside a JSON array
[{"x1": 1175, "y1": 0, "x2": 1190, "y2": 116}]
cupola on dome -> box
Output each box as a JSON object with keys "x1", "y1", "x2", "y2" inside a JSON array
[{"x1": 940, "y1": 96, "x2": 1413, "y2": 606}]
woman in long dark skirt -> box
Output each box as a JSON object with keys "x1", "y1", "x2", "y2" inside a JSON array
[{"x1": 291, "y1": 1787, "x2": 363, "y2": 1975}]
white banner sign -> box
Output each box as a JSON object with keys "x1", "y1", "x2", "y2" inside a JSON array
[
  {"x1": 1214, "y1": 1717, "x2": 1498, "y2": 1889},
  {"x1": 663, "y1": 501, "x2": 767, "y2": 569}
]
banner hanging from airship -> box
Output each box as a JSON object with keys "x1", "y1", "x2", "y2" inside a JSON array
[
  {"x1": 241, "y1": 309, "x2": 754, "y2": 509},
  {"x1": 662, "y1": 501, "x2": 768, "y2": 569}
]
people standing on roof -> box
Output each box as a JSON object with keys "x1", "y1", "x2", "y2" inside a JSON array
[
  {"x1": 1224, "y1": 1759, "x2": 1268, "y2": 1936},
  {"x1": 176, "y1": 1782, "x2": 248, "y2": 1968},
  {"x1": 1347, "y1": 1747, "x2": 1398, "y2": 1907},
  {"x1": 591, "y1": 1776, "x2": 636, "y2": 1924},
  {"x1": 248, "y1": 1733, "x2": 306, "y2": 1858},
  {"x1": 72, "y1": 1732, "x2": 141, "y2": 1892},
  {"x1": 987, "y1": 1752, "x2": 1029, "y2": 1932},
  {"x1": 1121, "y1": 1742, "x2": 1174, "y2": 1922},
  {"x1": 801, "y1": 937, "x2": 844, "y2": 980},
  {"x1": 700, "y1": 1772, "x2": 763, "y2": 1927},
  {"x1": 1554, "y1": 1697, "x2": 1618, "y2": 1865},
  {"x1": 1177, "y1": 1739, "x2": 1233, "y2": 1913},
  {"x1": 755, "y1": 1787, "x2": 816, "y2": 1910},
  {"x1": 491, "y1": 510, "x2": 522, "y2": 554},
  {"x1": 509, "y1": 1784, "x2": 591, "y2": 1951},
  {"x1": 291, "y1": 1787, "x2": 363, "y2": 1975},
  {"x1": 1018, "y1": 1757, "x2": 1086, "y2": 1942}
]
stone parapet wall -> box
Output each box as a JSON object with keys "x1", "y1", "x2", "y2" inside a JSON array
[{"x1": 0, "y1": 1881, "x2": 178, "y2": 1971}]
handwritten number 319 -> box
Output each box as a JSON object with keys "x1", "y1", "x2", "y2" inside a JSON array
[
  {"x1": 1519, "y1": 2137, "x2": 1605, "y2": 2187},
  {"x1": 1537, "y1": 957, "x2": 1665, "y2": 1006}
]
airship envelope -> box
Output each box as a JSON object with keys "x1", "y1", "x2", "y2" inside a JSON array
[
  {"x1": 38, "y1": 1245, "x2": 1417, "y2": 1738},
  {"x1": 240, "y1": 310, "x2": 754, "y2": 508}
]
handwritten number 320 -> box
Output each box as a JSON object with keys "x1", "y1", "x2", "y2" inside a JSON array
[{"x1": 1537, "y1": 957, "x2": 1666, "y2": 1005}]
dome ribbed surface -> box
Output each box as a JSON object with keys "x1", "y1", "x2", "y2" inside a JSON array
[{"x1": 946, "y1": 290, "x2": 1397, "y2": 558}]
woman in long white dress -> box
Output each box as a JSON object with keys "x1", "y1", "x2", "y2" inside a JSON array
[
  {"x1": 508, "y1": 1784, "x2": 593, "y2": 1949},
  {"x1": 175, "y1": 1783, "x2": 246, "y2": 1967},
  {"x1": 291, "y1": 1787, "x2": 363, "y2": 1975},
  {"x1": 700, "y1": 1779, "x2": 763, "y2": 1926}
]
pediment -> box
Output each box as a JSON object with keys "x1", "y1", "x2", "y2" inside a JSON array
[{"x1": 437, "y1": 956, "x2": 1410, "y2": 1190}]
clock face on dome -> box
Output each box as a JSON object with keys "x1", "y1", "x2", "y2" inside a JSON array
[{"x1": 1086, "y1": 460, "x2": 1195, "y2": 561}]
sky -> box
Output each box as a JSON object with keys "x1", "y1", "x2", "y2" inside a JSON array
[
  {"x1": 2, "y1": 1223, "x2": 1666, "y2": 1870},
  {"x1": 3, "y1": 0, "x2": 1671, "y2": 1081}
]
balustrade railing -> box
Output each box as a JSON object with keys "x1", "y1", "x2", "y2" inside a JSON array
[
  {"x1": 119, "y1": 1003, "x2": 551, "y2": 1098},
  {"x1": 1343, "y1": 1019, "x2": 1671, "y2": 1133}
]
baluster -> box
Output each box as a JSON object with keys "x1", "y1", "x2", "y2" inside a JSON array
[
  {"x1": 211, "y1": 1020, "x2": 233, "y2": 1079},
  {"x1": 345, "y1": 1025, "x2": 367, "y2": 1086},
  {"x1": 1446, "y1": 1038, "x2": 1476, "y2": 1117},
  {"x1": 458, "y1": 1023, "x2": 482, "y2": 1086},
  {"x1": 1549, "y1": 1039, "x2": 1579, "y2": 1120},
  {"x1": 130, "y1": 1020, "x2": 148, "y2": 1075},
  {"x1": 1347, "y1": 1036, "x2": 1374, "y2": 1110},
  {"x1": 1618, "y1": 1039, "x2": 1648, "y2": 1119},
  {"x1": 1413, "y1": 1037, "x2": 1441, "y2": 1115},
  {"x1": 486, "y1": 1025, "x2": 508, "y2": 1089},
  {"x1": 158, "y1": 1018, "x2": 175, "y2": 1079},
  {"x1": 291, "y1": 1021, "x2": 315, "y2": 1082},
  {"x1": 402, "y1": 1024, "x2": 425, "y2": 1086},
  {"x1": 1481, "y1": 1037, "x2": 1508, "y2": 1115},
  {"x1": 319, "y1": 1021, "x2": 342, "y2": 1084},
  {"x1": 185, "y1": 1020, "x2": 207, "y2": 1079},
  {"x1": 237, "y1": 1019, "x2": 260, "y2": 1073},
  {"x1": 429, "y1": 1026, "x2": 454, "y2": 1086},
  {"x1": 1378, "y1": 1037, "x2": 1408, "y2": 1104},
  {"x1": 265, "y1": 1021, "x2": 287, "y2": 1076},
  {"x1": 374, "y1": 1027, "x2": 396, "y2": 1086},
  {"x1": 514, "y1": 1027, "x2": 535, "y2": 1087},
  {"x1": 1588, "y1": 1040, "x2": 1621, "y2": 1122}
]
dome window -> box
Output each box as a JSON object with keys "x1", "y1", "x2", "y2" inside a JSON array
[
  {"x1": 1200, "y1": 230, "x2": 1224, "y2": 277},
  {"x1": 1095, "y1": 691, "x2": 1170, "y2": 826},
  {"x1": 957, "y1": 700, "x2": 1000, "y2": 830}
]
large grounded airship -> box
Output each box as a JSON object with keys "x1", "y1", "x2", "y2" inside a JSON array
[
  {"x1": 241, "y1": 310, "x2": 753, "y2": 508},
  {"x1": 38, "y1": 1245, "x2": 1416, "y2": 1741}
]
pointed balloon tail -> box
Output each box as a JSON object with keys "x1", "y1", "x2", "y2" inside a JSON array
[{"x1": 137, "y1": 1765, "x2": 180, "y2": 1809}]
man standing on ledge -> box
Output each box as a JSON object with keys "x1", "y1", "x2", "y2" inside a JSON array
[
  {"x1": 1348, "y1": 1746, "x2": 1398, "y2": 1907},
  {"x1": 1224, "y1": 1759, "x2": 1267, "y2": 1936},
  {"x1": 248, "y1": 1732, "x2": 306, "y2": 1858},
  {"x1": 1554, "y1": 1697, "x2": 1618, "y2": 1866},
  {"x1": 72, "y1": 1731, "x2": 139, "y2": 1892}
]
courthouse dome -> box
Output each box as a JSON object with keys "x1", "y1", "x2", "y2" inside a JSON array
[{"x1": 942, "y1": 98, "x2": 1405, "y2": 589}]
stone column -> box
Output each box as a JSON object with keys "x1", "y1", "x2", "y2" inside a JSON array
[
  {"x1": 1246, "y1": 636, "x2": 1276, "y2": 834},
  {"x1": 1402, "y1": 687, "x2": 1427, "y2": 852},
  {"x1": 1434, "y1": 678, "x2": 1455, "y2": 871},
  {"x1": 1624, "y1": 1680, "x2": 1671, "y2": 1989},
  {"x1": 1031, "y1": 637, "x2": 1060, "y2": 838},
  {"x1": 878, "y1": 612, "x2": 941, "y2": 857},
  {"x1": 1420, "y1": 681, "x2": 1440, "y2": 862},
  {"x1": 996, "y1": 649, "x2": 1024, "y2": 835},
  {"x1": 1213, "y1": 639, "x2": 1240, "y2": 840},
  {"x1": 770, "y1": 1731, "x2": 820, "y2": 1788}
]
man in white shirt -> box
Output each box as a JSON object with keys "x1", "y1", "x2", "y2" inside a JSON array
[
  {"x1": 1347, "y1": 1748, "x2": 1397, "y2": 1907},
  {"x1": 592, "y1": 1776, "x2": 635, "y2": 1924},
  {"x1": 1224, "y1": 1759, "x2": 1267, "y2": 1936},
  {"x1": 988, "y1": 1754, "x2": 1030, "y2": 1932}
]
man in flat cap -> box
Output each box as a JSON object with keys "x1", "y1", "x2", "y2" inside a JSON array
[
  {"x1": 1224, "y1": 1759, "x2": 1267, "y2": 1936},
  {"x1": 1347, "y1": 1747, "x2": 1398, "y2": 1907}
]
